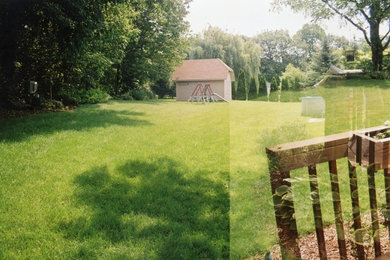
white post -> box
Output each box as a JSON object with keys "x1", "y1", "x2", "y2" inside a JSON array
[{"x1": 266, "y1": 82, "x2": 271, "y2": 101}]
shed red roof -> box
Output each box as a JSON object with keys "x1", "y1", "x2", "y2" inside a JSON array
[{"x1": 172, "y1": 59, "x2": 235, "y2": 82}]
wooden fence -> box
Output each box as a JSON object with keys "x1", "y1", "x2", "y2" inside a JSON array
[{"x1": 266, "y1": 125, "x2": 390, "y2": 259}]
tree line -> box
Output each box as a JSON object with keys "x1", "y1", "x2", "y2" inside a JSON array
[
  {"x1": 0, "y1": 0, "x2": 190, "y2": 109},
  {"x1": 0, "y1": 0, "x2": 388, "y2": 108},
  {"x1": 188, "y1": 25, "x2": 374, "y2": 100},
  {"x1": 273, "y1": 0, "x2": 390, "y2": 72}
]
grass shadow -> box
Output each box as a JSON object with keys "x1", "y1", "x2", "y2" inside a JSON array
[
  {"x1": 0, "y1": 105, "x2": 152, "y2": 143},
  {"x1": 59, "y1": 157, "x2": 229, "y2": 259}
]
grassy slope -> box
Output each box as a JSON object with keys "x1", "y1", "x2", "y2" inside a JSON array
[
  {"x1": 0, "y1": 100, "x2": 229, "y2": 259},
  {"x1": 231, "y1": 79, "x2": 390, "y2": 259}
]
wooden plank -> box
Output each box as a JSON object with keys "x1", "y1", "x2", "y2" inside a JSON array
[
  {"x1": 266, "y1": 126, "x2": 388, "y2": 172},
  {"x1": 308, "y1": 165, "x2": 327, "y2": 260},
  {"x1": 328, "y1": 160, "x2": 347, "y2": 259},
  {"x1": 368, "y1": 141, "x2": 382, "y2": 257},
  {"x1": 267, "y1": 126, "x2": 388, "y2": 154},
  {"x1": 268, "y1": 143, "x2": 348, "y2": 172},
  {"x1": 348, "y1": 161, "x2": 365, "y2": 260},
  {"x1": 267, "y1": 134, "x2": 350, "y2": 155},
  {"x1": 270, "y1": 171, "x2": 301, "y2": 260},
  {"x1": 356, "y1": 135, "x2": 362, "y2": 165},
  {"x1": 384, "y1": 168, "x2": 390, "y2": 241}
]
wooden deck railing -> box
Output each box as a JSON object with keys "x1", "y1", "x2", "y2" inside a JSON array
[{"x1": 266, "y1": 125, "x2": 390, "y2": 260}]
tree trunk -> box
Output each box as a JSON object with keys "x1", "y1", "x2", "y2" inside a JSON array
[
  {"x1": 369, "y1": 2, "x2": 384, "y2": 72},
  {"x1": 370, "y1": 21, "x2": 384, "y2": 71}
]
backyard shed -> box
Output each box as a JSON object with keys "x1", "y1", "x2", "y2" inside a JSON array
[{"x1": 171, "y1": 59, "x2": 235, "y2": 101}]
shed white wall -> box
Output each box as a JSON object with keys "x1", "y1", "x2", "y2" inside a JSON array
[
  {"x1": 224, "y1": 74, "x2": 232, "y2": 101},
  {"x1": 176, "y1": 80, "x2": 229, "y2": 101}
]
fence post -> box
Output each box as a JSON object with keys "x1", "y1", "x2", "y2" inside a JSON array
[
  {"x1": 348, "y1": 161, "x2": 365, "y2": 259},
  {"x1": 308, "y1": 165, "x2": 327, "y2": 260},
  {"x1": 270, "y1": 170, "x2": 301, "y2": 259},
  {"x1": 367, "y1": 141, "x2": 381, "y2": 257},
  {"x1": 328, "y1": 160, "x2": 347, "y2": 259}
]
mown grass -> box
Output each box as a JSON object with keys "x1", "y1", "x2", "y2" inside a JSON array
[
  {"x1": 231, "y1": 79, "x2": 390, "y2": 259},
  {"x1": 3, "y1": 79, "x2": 390, "y2": 259},
  {"x1": 0, "y1": 100, "x2": 229, "y2": 259},
  {"x1": 230, "y1": 101, "x2": 324, "y2": 259}
]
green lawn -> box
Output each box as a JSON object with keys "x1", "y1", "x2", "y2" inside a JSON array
[
  {"x1": 2, "y1": 79, "x2": 390, "y2": 259},
  {"x1": 0, "y1": 100, "x2": 229, "y2": 259},
  {"x1": 230, "y1": 101, "x2": 324, "y2": 259}
]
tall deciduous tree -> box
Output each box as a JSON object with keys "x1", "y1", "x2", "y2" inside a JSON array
[
  {"x1": 273, "y1": 0, "x2": 390, "y2": 71},
  {"x1": 0, "y1": 0, "x2": 191, "y2": 107},
  {"x1": 121, "y1": 0, "x2": 190, "y2": 91},
  {"x1": 254, "y1": 30, "x2": 303, "y2": 78},
  {"x1": 293, "y1": 23, "x2": 325, "y2": 65},
  {"x1": 0, "y1": 0, "x2": 124, "y2": 106}
]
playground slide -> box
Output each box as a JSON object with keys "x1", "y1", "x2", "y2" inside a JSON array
[{"x1": 212, "y1": 93, "x2": 230, "y2": 103}]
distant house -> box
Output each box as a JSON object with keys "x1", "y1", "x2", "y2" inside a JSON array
[{"x1": 171, "y1": 59, "x2": 235, "y2": 101}]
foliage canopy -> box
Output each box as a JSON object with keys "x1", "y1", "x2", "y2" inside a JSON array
[
  {"x1": 0, "y1": 0, "x2": 190, "y2": 108},
  {"x1": 273, "y1": 0, "x2": 390, "y2": 71}
]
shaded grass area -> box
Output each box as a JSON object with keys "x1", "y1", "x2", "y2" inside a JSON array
[
  {"x1": 0, "y1": 100, "x2": 229, "y2": 259},
  {"x1": 0, "y1": 107, "x2": 151, "y2": 143},
  {"x1": 62, "y1": 158, "x2": 227, "y2": 259},
  {"x1": 231, "y1": 80, "x2": 390, "y2": 259}
]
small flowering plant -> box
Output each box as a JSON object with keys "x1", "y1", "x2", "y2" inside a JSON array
[{"x1": 373, "y1": 129, "x2": 390, "y2": 140}]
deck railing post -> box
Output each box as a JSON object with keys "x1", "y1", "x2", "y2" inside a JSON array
[
  {"x1": 382, "y1": 142, "x2": 390, "y2": 241},
  {"x1": 270, "y1": 170, "x2": 301, "y2": 260},
  {"x1": 367, "y1": 141, "x2": 381, "y2": 257},
  {"x1": 328, "y1": 160, "x2": 347, "y2": 259},
  {"x1": 384, "y1": 168, "x2": 390, "y2": 241},
  {"x1": 348, "y1": 161, "x2": 366, "y2": 259},
  {"x1": 308, "y1": 165, "x2": 327, "y2": 260}
]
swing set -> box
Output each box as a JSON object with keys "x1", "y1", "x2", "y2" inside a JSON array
[{"x1": 187, "y1": 83, "x2": 229, "y2": 103}]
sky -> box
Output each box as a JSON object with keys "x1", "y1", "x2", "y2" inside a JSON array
[{"x1": 185, "y1": 0, "x2": 362, "y2": 40}]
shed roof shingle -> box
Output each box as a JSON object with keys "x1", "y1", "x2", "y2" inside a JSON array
[{"x1": 172, "y1": 59, "x2": 235, "y2": 82}]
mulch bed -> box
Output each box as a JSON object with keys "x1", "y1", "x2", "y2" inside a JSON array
[
  {"x1": 0, "y1": 106, "x2": 77, "y2": 120},
  {"x1": 250, "y1": 212, "x2": 390, "y2": 260}
]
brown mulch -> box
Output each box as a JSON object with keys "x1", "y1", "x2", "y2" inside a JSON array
[
  {"x1": 249, "y1": 212, "x2": 390, "y2": 260},
  {"x1": 0, "y1": 106, "x2": 77, "y2": 120}
]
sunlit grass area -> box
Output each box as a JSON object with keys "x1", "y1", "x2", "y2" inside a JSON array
[
  {"x1": 231, "y1": 79, "x2": 390, "y2": 259},
  {"x1": 2, "y1": 79, "x2": 390, "y2": 259},
  {"x1": 0, "y1": 100, "x2": 229, "y2": 259},
  {"x1": 230, "y1": 101, "x2": 324, "y2": 259}
]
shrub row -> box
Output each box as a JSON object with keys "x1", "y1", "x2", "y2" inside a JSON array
[
  {"x1": 60, "y1": 89, "x2": 110, "y2": 105},
  {"x1": 118, "y1": 89, "x2": 156, "y2": 101},
  {"x1": 343, "y1": 71, "x2": 390, "y2": 80}
]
